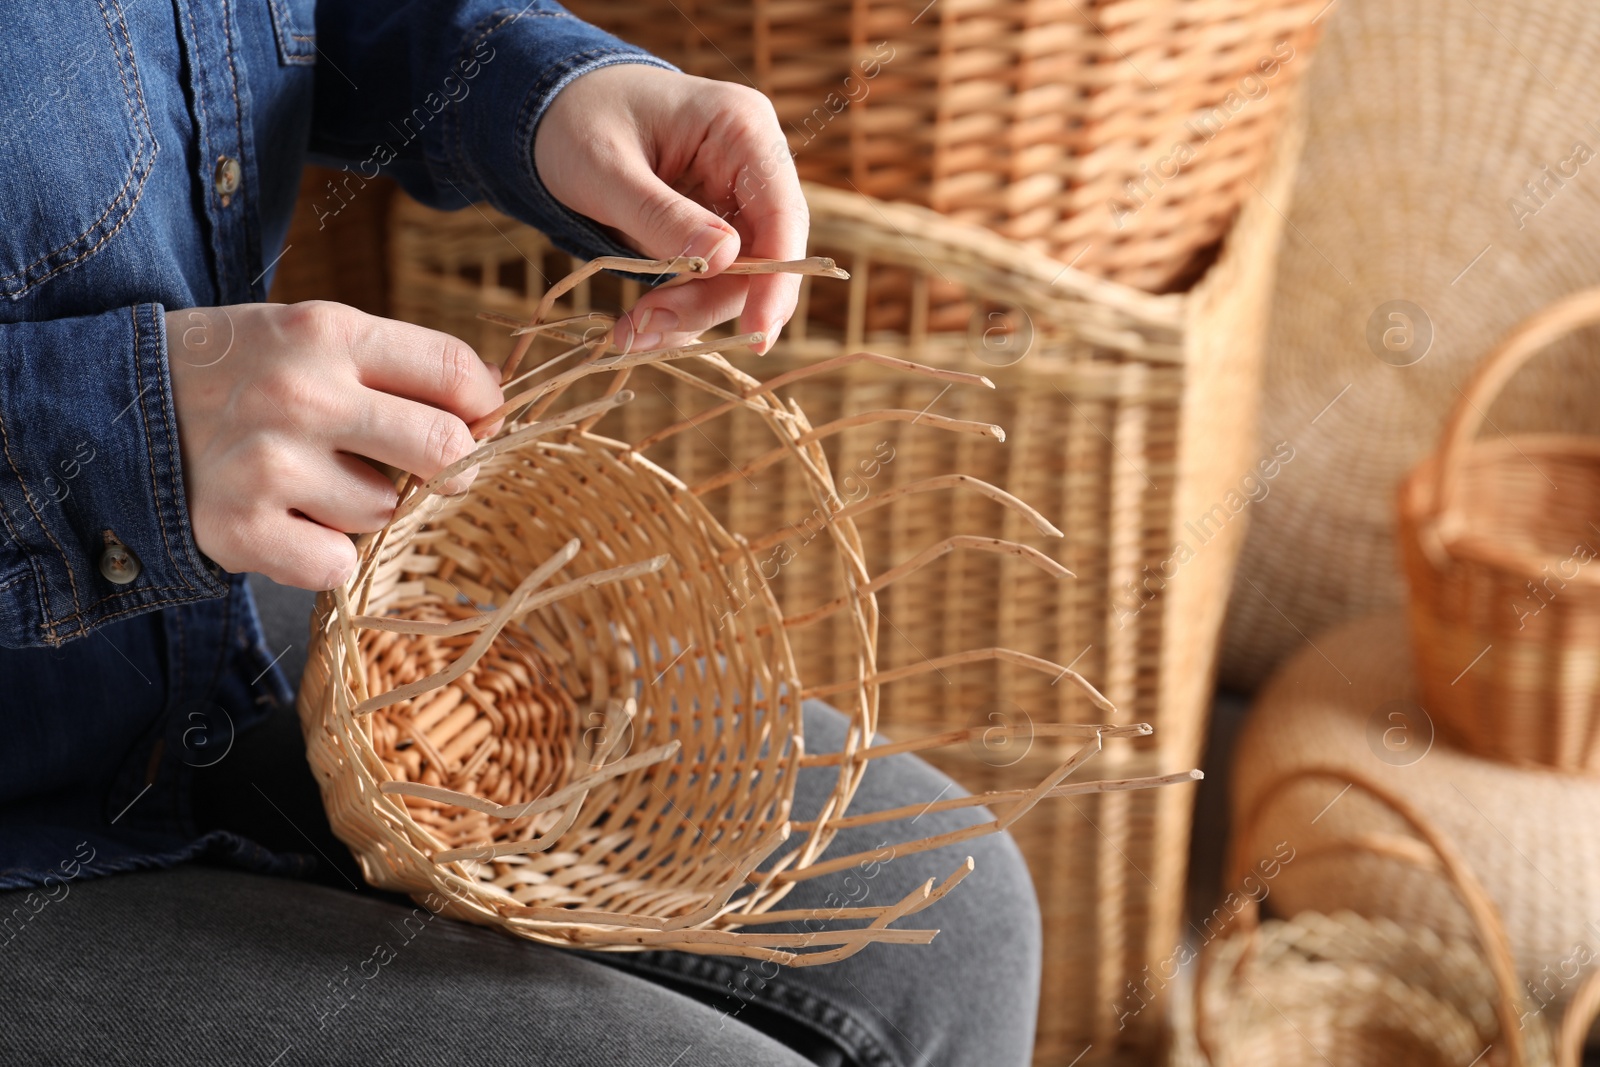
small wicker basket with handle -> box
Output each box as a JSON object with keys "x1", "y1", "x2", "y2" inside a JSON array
[
  {"x1": 1195, "y1": 765, "x2": 1587, "y2": 1067},
  {"x1": 297, "y1": 255, "x2": 1199, "y2": 963},
  {"x1": 1398, "y1": 287, "x2": 1600, "y2": 773}
]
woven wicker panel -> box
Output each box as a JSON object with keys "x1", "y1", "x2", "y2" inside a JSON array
[
  {"x1": 561, "y1": 0, "x2": 1323, "y2": 293},
  {"x1": 1230, "y1": 612, "x2": 1600, "y2": 1040},
  {"x1": 385, "y1": 100, "x2": 1298, "y2": 1059},
  {"x1": 1219, "y1": 0, "x2": 1600, "y2": 691}
]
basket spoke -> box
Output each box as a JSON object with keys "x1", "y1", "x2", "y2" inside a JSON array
[
  {"x1": 801, "y1": 646, "x2": 1114, "y2": 713},
  {"x1": 783, "y1": 536, "x2": 1073, "y2": 630},
  {"x1": 692, "y1": 410, "x2": 1005, "y2": 497}
]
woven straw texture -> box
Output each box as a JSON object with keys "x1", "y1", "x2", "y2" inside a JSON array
[
  {"x1": 1193, "y1": 760, "x2": 1568, "y2": 1067},
  {"x1": 1398, "y1": 288, "x2": 1600, "y2": 772},
  {"x1": 1218, "y1": 0, "x2": 1600, "y2": 691},
  {"x1": 299, "y1": 252, "x2": 1198, "y2": 973},
  {"x1": 561, "y1": 0, "x2": 1323, "y2": 292},
  {"x1": 1199, "y1": 769, "x2": 1544, "y2": 1066},
  {"x1": 1187, "y1": 913, "x2": 1525, "y2": 1067},
  {"x1": 1228, "y1": 612, "x2": 1600, "y2": 1042},
  {"x1": 385, "y1": 101, "x2": 1298, "y2": 1060}
]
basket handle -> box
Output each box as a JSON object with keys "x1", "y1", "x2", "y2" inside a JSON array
[
  {"x1": 1433, "y1": 286, "x2": 1600, "y2": 524},
  {"x1": 1559, "y1": 966, "x2": 1600, "y2": 1067},
  {"x1": 1198, "y1": 764, "x2": 1528, "y2": 1067}
]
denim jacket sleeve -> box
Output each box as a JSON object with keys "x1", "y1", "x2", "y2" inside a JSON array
[
  {"x1": 307, "y1": 0, "x2": 677, "y2": 263},
  {"x1": 0, "y1": 305, "x2": 229, "y2": 649},
  {"x1": 0, "y1": 1, "x2": 672, "y2": 650}
]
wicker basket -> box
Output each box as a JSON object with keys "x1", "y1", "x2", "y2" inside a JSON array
[
  {"x1": 1196, "y1": 766, "x2": 1569, "y2": 1067},
  {"x1": 1397, "y1": 288, "x2": 1600, "y2": 772},
  {"x1": 298, "y1": 253, "x2": 1198, "y2": 966},
  {"x1": 386, "y1": 101, "x2": 1298, "y2": 1060},
  {"x1": 1229, "y1": 612, "x2": 1600, "y2": 1047},
  {"x1": 1219, "y1": 0, "x2": 1600, "y2": 691},
  {"x1": 562, "y1": 0, "x2": 1324, "y2": 292}
]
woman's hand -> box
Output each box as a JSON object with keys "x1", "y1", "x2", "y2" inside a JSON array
[
  {"x1": 165, "y1": 302, "x2": 504, "y2": 589},
  {"x1": 533, "y1": 64, "x2": 807, "y2": 354}
]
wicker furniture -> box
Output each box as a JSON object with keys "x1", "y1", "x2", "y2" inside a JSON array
[
  {"x1": 1219, "y1": 0, "x2": 1600, "y2": 690},
  {"x1": 562, "y1": 0, "x2": 1324, "y2": 292}
]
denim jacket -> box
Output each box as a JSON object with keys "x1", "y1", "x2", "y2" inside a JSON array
[{"x1": 0, "y1": 1, "x2": 669, "y2": 889}]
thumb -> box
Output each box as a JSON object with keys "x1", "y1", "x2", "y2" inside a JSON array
[{"x1": 598, "y1": 163, "x2": 740, "y2": 271}]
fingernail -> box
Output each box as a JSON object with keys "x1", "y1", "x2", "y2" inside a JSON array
[
  {"x1": 616, "y1": 310, "x2": 640, "y2": 353},
  {"x1": 686, "y1": 227, "x2": 734, "y2": 265},
  {"x1": 753, "y1": 322, "x2": 776, "y2": 353},
  {"x1": 636, "y1": 308, "x2": 678, "y2": 336}
]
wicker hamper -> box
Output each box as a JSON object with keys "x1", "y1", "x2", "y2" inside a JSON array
[
  {"x1": 385, "y1": 99, "x2": 1298, "y2": 1061},
  {"x1": 562, "y1": 0, "x2": 1325, "y2": 292}
]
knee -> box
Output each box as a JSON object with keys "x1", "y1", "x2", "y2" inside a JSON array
[
  {"x1": 942, "y1": 805, "x2": 1043, "y2": 988},
  {"x1": 800, "y1": 698, "x2": 1042, "y2": 974},
  {"x1": 883, "y1": 762, "x2": 1043, "y2": 1065}
]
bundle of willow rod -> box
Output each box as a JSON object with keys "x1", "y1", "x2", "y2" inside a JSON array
[{"x1": 297, "y1": 254, "x2": 1200, "y2": 962}]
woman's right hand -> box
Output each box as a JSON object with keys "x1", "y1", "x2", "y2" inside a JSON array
[{"x1": 164, "y1": 301, "x2": 504, "y2": 590}]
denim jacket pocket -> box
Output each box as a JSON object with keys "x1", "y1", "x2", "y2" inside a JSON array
[
  {"x1": 266, "y1": 0, "x2": 318, "y2": 66},
  {"x1": 0, "y1": 4, "x2": 156, "y2": 300}
]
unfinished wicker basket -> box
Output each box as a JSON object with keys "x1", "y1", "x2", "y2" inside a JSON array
[
  {"x1": 562, "y1": 0, "x2": 1325, "y2": 292},
  {"x1": 1196, "y1": 767, "x2": 1569, "y2": 1067},
  {"x1": 385, "y1": 107, "x2": 1299, "y2": 1058},
  {"x1": 298, "y1": 254, "x2": 1199, "y2": 964},
  {"x1": 1398, "y1": 288, "x2": 1600, "y2": 772}
]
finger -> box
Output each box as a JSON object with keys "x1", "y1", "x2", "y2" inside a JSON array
[
  {"x1": 253, "y1": 513, "x2": 359, "y2": 591},
  {"x1": 200, "y1": 495, "x2": 360, "y2": 591},
  {"x1": 342, "y1": 391, "x2": 480, "y2": 494},
  {"x1": 728, "y1": 140, "x2": 809, "y2": 353},
  {"x1": 586, "y1": 152, "x2": 741, "y2": 274},
  {"x1": 617, "y1": 274, "x2": 751, "y2": 351},
  {"x1": 347, "y1": 317, "x2": 504, "y2": 428},
  {"x1": 290, "y1": 452, "x2": 402, "y2": 535}
]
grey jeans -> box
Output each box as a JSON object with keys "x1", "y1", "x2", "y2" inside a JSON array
[{"x1": 0, "y1": 578, "x2": 1041, "y2": 1067}]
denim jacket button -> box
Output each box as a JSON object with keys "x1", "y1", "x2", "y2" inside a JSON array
[
  {"x1": 214, "y1": 156, "x2": 242, "y2": 205},
  {"x1": 98, "y1": 534, "x2": 142, "y2": 584}
]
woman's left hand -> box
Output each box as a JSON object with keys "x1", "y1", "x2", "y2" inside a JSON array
[{"x1": 533, "y1": 64, "x2": 807, "y2": 354}]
